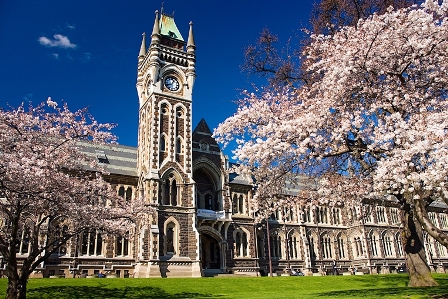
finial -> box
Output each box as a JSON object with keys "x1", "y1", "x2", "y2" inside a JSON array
[
  {"x1": 152, "y1": 10, "x2": 160, "y2": 36},
  {"x1": 187, "y1": 21, "x2": 195, "y2": 48},
  {"x1": 139, "y1": 32, "x2": 147, "y2": 57}
]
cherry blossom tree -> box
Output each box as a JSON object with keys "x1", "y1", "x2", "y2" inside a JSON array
[
  {"x1": 0, "y1": 99, "x2": 143, "y2": 299},
  {"x1": 216, "y1": 0, "x2": 448, "y2": 287}
]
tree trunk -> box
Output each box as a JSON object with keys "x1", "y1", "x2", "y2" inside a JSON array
[
  {"x1": 6, "y1": 275, "x2": 28, "y2": 299},
  {"x1": 402, "y1": 203, "x2": 438, "y2": 287}
]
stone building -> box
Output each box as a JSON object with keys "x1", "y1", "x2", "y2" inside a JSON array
[{"x1": 27, "y1": 10, "x2": 448, "y2": 278}]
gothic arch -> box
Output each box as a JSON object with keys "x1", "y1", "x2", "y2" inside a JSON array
[
  {"x1": 163, "y1": 216, "x2": 180, "y2": 255},
  {"x1": 197, "y1": 226, "x2": 223, "y2": 243},
  {"x1": 194, "y1": 158, "x2": 223, "y2": 211},
  {"x1": 160, "y1": 64, "x2": 187, "y2": 83},
  {"x1": 193, "y1": 156, "x2": 222, "y2": 185},
  {"x1": 160, "y1": 168, "x2": 184, "y2": 206}
]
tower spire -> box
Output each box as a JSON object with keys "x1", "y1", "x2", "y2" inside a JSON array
[
  {"x1": 139, "y1": 32, "x2": 146, "y2": 57},
  {"x1": 187, "y1": 21, "x2": 195, "y2": 49},
  {"x1": 152, "y1": 10, "x2": 160, "y2": 37}
]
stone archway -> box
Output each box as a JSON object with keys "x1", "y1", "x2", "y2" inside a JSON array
[
  {"x1": 201, "y1": 233, "x2": 221, "y2": 270},
  {"x1": 197, "y1": 226, "x2": 225, "y2": 274}
]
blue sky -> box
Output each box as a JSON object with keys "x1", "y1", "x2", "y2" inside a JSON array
[{"x1": 0, "y1": 1, "x2": 313, "y2": 157}]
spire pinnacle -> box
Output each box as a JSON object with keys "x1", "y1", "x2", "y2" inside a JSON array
[
  {"x1": 187, "y1": 21, "x2": 195, "y2": 48},
  {"x1": 152, "y1": 10, "x2": 160, "y2": 36},
  {"x1": 139, "y1": 32, "x2": 146, "y2": 57}
]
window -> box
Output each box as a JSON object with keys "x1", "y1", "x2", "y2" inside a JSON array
[
  {"x1": 440, "y1": 214, "x2": 448, "y2": 229},
  {"x1": 95, "y1": 150, "x2": 109, "y2": 164},
  {"x1": 383, "y1": 235, "x2": 394, "y2": 257},
  {"x1": 116, "y1": 236, "x2": 129, "y2": 256},
  {"x1": 354, "y1": 237, "x2": 363, "y2": 257},
  {"x1": 81, "y1": 231, "x2": 103, "y2": 256},
  {"x1": 390, "y1": 208, "x2": 400, "y2": 224},
  {"x1": 370, "y1": 232, "x2": 379, "y2": 256},
  {"x1": 316, "y1": 207, "x2": 328, "y2": 224},
  {"x1": 171, "y1": 180, "x2": 177, "y2": 206},
  {"x1": 238, "y1": 195, "x2": 244, "y2": 214},
  {"x1": 161, "y1": 175, "x2": 180, "y2": 206},
  {"x1": 118, "y1": 186, "x2": 125, "y2": 198},
  {"x1": 332, "y1": 208, "x2": 341, "y2": 225},
  {"x1": 302, "y1": 207, "x2": 311, "y2": 223},
  {"x1": 321, "y1": 235, "x2": 333, "y2": 259},
  {"x1": 337, "y1": 235, "x2": 346, "y2": 259},
  {"x1": 257, "y1": 234, "x2": 265, "y2": 258},
  {"x1": 160, "y1": 135, "x2": 166, "y2": 151},
  {"x1": 428, "y1": 212, "x2": 438, "y2": 226},
  {"x1": 309, "y1": 236, "x2": 316, "y2": 260},
  {"x1": 437, "y1": 241, "x2": 447, "y2": 257},
  {"x1": 165, "y1": 221, "x2": 178, "y2": 255},
  {"x1": 125, "y1": 187, "x2": 132, "y2": 202},
  {"x1": 18, "y1": 227, "x2": 30, "y2": 255},
  {"x1": 376, "y1": 206, "x2": 386, "y2": 223},
  {"x1": 288, "y1": 236, "x2": 299, "y2": 259},
  {"x1": 232, "y1": 194, "x2": 238, "y2": 214},
  {"x1": 395, "y1": 233, "x2": 404, "y2": 256},
  {"x1": 235, "y1": 231, "x2": 248, "y2": 257},
  {"x1": 270, "y1": 235, "x2": 282, "y2": 259}
]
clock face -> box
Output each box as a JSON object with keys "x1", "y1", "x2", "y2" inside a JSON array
[{"x1": 164, "y1": 76, "x2": 180, "y2": 91}]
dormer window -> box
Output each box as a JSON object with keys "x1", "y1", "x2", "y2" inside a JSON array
[
  {"x1": 168, "y1": 31, "x2": 177, "y2": 39},
  {"x1": 95, "y1": 150, "x2": 109, "y2": 164}
]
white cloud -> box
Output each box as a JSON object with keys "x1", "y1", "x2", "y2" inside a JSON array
[
  {"x1": 51, "y1": 53, "x2": 59, "y2": 59},
  {"x1": 66, "y1": 23, "x2": 76, "y2": 30},
  {"x1": 38, "y1": 34, "x2": 76, "y2": 49}
]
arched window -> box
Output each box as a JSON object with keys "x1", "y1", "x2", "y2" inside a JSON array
[
  {"x1": 321, "y1": 234, "x2": 333, "y2": 259},
  {"x1": 125, "y1": 187, "x2": 132, "y2": 202},
  {"x1": 165, "y1": 221, "x2": 178, "y2": 255},
  {"x1": 337, "y1": 234, "x2": 346, "y2": 259},
  {"x1": 370, "y1": 232, "x2": 379, "y2": 256},
  {"x1": 160, "y1": 135, "x2": 166, "y2": 151},
  {"x1": 309, "y1": 235, "x2": 316, "y2": 260},
  {"x1": 383, "y1": 234, "x2": 394, "y2": 257},
  {"x1": 166, "y1": 226, "x2": 175, "y2": 253},
  {"x1": 235, "y1": 230, "x2": 249, "y2": 257},
  {"x1": 270, "y1": 235, "x2": 282, "y2": 258},
  {"x1": 354, "y1": 237, "x2": 363, "y2": 257},
  {"x1": 395, "y1": 232, "x2": 404, "y2": 256},
  {"x1": 118, "y1": 186, "x2": 125, "y2": 198},
  {"x1": 235, "y1": 232, "x2": 242, "y2": 256},
  {"x1": 288, "y1": 235, "x2": 299, "y2": 259}
]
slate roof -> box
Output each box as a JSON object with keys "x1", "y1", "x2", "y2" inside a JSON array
[{"x1": 78, "y1": 142, "x2": 137, "y2": 177}]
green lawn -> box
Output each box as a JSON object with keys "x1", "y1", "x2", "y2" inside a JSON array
[{"x1": 1, "y1": 274, "x2": 447, "y2": 299}]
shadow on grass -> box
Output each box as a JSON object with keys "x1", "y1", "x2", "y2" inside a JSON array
[
  {"x1": 27, "y1": 285, "x2": 222, "y2": 299},
  {"x1": 317, "y1": 276, "x2": 448, "y2": 299},
  {"x1": 319, "y1": 286, "x2": 448, "y2": 298}
]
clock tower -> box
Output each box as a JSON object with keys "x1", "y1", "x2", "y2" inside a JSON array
[{"x1": 134, "y1": 9, "x2": 200, "y2": 277}]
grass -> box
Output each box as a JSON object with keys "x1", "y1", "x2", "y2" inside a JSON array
[{"x1": 0, "y1": 274, "x2": 447, "y2": 299}]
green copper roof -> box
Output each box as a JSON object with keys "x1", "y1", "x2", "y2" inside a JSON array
[{"x1": 159, "y1": 13, "x2": 184, "y2": 41}]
